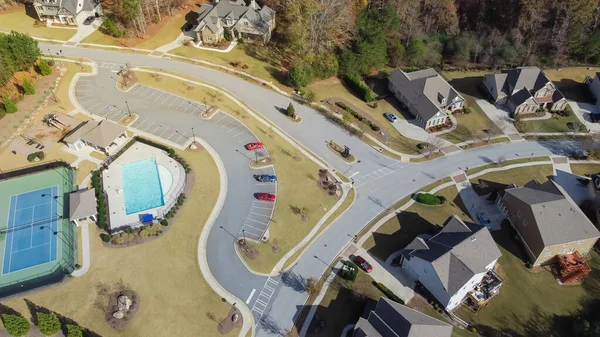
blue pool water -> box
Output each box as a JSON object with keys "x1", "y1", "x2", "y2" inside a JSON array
[{"x1": 121, "y1": 158, "x2": 165, "y2": 214}]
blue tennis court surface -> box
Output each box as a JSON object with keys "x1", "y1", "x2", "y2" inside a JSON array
[{"x1": 2, "y1": 186, "x2": 58, "y2": 274}]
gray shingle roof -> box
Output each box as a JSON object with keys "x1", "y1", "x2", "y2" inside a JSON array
[
  {"x1": 196, "y1": 0, "x2": 274, "y2": 35},
  {"x1": 407, "y1": 216, "x2": 502, "y2": 294},
  {"x1": 504, "y1": 180, "x2": 600, "y2": 247},
  {"x1": 510, "y1": 88, "x2": 535, "y2": 107},
  {"x1": 389, "y1": 69, "x2": 464, "y2": 122},
  {"x1": 353, "y1": 298, "x2": 452, "y2": 337},
  {"x1": 503, "y1": 66, "x2": 550, "y2": 95},
  {"x1": 69, "y1": 188, "x2": 96, "y2": 220},
  {"x1": 34, "y1": 0, "x2": 98, "y2": 16}
]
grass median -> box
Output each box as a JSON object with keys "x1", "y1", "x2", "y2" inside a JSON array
[
  {"x1": 2, "y1": 148, "x2": 239, "y2": 337},
  {"x1": 133, "y1": 70, "x2": 345, "y2": 274}
]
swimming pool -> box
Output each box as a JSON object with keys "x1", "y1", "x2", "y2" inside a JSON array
[{"x1": 121, "y1": 158, "x2": 171, "y2": 214}]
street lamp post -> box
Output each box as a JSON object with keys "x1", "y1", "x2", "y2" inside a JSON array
[
  {"x1": 125, "y1": 100, "x2": 131, "y2": 116},
  {"x1": 47, "y1": 49, "x2": 55, "y2": 63},
  {"x1": 191, "y1": 127, "x2": 196, "y2": 142},
  {"x1": 242, "y1": 230, "x2": 246, "y2": 244},
  {"x1": 204, "y1": 98, "x2": 208, "y2": 112},
  {"x1": 175, "y1": 129, "x2": 192, "y2": 142}
]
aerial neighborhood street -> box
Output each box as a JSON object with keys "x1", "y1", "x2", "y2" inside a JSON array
[{"x1": 2, "y1": 1, "x2": 600, "y2": 337}]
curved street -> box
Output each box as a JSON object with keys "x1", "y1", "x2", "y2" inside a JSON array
[{"x1": 48, "y1": 44, "x2": 578, "y2": 336}]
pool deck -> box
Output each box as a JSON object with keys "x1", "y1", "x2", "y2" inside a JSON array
[{"x1": 103, "y1": 142, "x2": 185, "y2": 230}]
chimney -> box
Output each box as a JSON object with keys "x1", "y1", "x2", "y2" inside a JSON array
[
  {"x1": 250, "y1": 0, "x2": 259, "y2": 9},
  {"x1": 215, "y1": 0, "x2": 219, "y2": 3}
]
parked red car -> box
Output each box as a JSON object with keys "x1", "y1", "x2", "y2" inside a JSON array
[
  {"x1": 354, "y1": 255, "x2": 373, "y2": 273},
  {"x1": 256, "y1": 193, "x2": 276, "y2": 201},
  {"x1": 245, "y1": 142, "x2": 264, "y2": 151}
]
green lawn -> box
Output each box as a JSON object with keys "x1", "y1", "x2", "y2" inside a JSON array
[
  {"x1": 516, "y1": 109, "x2": 588, "y2": 133},
  {"x1": 571, "y1": 163, "x2": 600, "y2": 177},
  {"x1": 544, "y1": 67, "x2": 597, "y2": 102},
  {"x1": 308, "y1": 268, "x2": 384, "y2": 337},
  {"x1": 455, "y1": 225, "x2": 600, "y2": 336},
  {"x1": 363, "y1": 185, "x2": 472, "y2": 260},
  {"x1": 135, "y1": 14, "x2": 188, "y2": 50},
  {"x1": 306, "y1": 78, "x2": 421, "y2": 154},
  {"x1": 80, "y1": 30, "x2": 123, "y2": 46},
  {"x1": 170, "y1": 44, "x2": 292, "y2": 91},
  {"x1": 441, "y1": 71, "x2": 502, "y2": 144},
  {"x1": 0, "y1": 9, "x2": 76, "y2": 40},
  {"x1": 465, "y1": 156, "x2": 550, "y2": 176},
  {"x1": 469, "y1": 164, "x2": 554, "y2": 187}
]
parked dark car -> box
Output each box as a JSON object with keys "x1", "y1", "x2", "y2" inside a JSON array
[
  {"x1": 83, "y1": 16, "x2": 95, "y2": 25},
  {"x1": 354, "y1": 255, "x2": 373, "y2": 273},
  {"x1": 591, "y1": 112, "x2": 600, "y2": 123},
  {"x1": 254, "y1": 174, "x2": 277, "y2": 183}
]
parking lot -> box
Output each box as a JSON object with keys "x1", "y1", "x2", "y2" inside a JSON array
[{"x1": 240, "y1": 171, "x2": 277, "y2": 241}]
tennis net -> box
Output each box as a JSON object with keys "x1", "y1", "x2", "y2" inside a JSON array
[{"x1": 0, "y1": 215, "x2": 62, "y2": 234}]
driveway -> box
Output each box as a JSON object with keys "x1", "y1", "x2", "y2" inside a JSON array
[
  {"x1": 477, "y1": 99, "x2": 522, "y2": 140},
  {"x1": 454, "y1": 174, "x2": 504, "y2": 231},
  {"x1": 392, "y1": 119, "x2": 453, "y2": 148},
  {"x1": 67, "y1": 18, "x2": 102, "y2": 44},
  {"x1": 569, "y1": 101, "x2": 600, "y2": 133}
]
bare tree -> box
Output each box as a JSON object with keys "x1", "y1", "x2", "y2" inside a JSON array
[
  {"x1": 305, "y1": 277, "x2": 321, "y2": 296},
  {"x1": 424, "y1": 135, "x2": 445, "y2": 157},
  {"x1": 530, "y1": 121, "x2": 542, "y2": 139},
  {"x1": 570, "y1": 122, "x2": 585, "y2": 138}
]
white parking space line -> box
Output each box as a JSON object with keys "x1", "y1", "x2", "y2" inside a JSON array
[
  {"x1": 176, "y1": 100, "x2": 186, "y2": 109},
  {"x1": 232, "y1": 130, "x2": 248, "y2": 138},
  {"x1": 166, "y1": 130, "x2": 178, "y2": 140},
  {"x1": 87, "y1": 102, "x2": 101, "y2": 111},
  {"x1": 153, "y1": 92, "x2": 165, "y2": 101},
  {"x1": 77, "y1": 89, "x2": 92, "y2": 92},
  {"x1": 227, "y1": 124, "x2": 242, "y2": 133},
  {"x1": 246, "y1": 289, "x2": 256, "y2": 304},
  {"x1": 251, "y1": 205, "x2": 273, "y2": 211},
  {"x1": 161, "y1": 95, "x2": 173, "y2": 105},
  {"x1": 221, "y1": 119, "x2": 235, "y2": 129},
  {"x1": 243, "y1": 223, "x2": 265, "y2": 232},
  {"x1": 242, "y1": 230, "x2": 261, "y2": 238},
  {"x1": 168, "y1": 98, "x2": 180, "y2": 107},
  {"x1": 149, "y1": 124, "x2": 162, "y2": 134},
  {"x1": 238, "y1": 135, "x2": 256, "y2": 143},
  {"x1": 249, "y1": 212, "x2": 270, "y2": 217},
  {"x1": 158, "y1": 127, "x2": 171, "y2": 137},
  {"x1": 173, "y1": 134, "x2": 185, "y2": 144},
  {"x1": 136, "y1": 118, "x2": 150, "y2": 128},
  {"x1": 139, "y1": 87, "x2": 151, "y2": 97},
  {"x1": 245, "y1": 218, "x2": 268, "y2": 225},
  {"x1": 183, "y1": 103, "x2": 193, "y2": 112},
  {"x1": 142, "y1": 121, "x2": 155, "y2": 131},
  {"x1": 214, "y1": 115, "x2": 227, "y2": 125},
  {"x1": 146, "y1": 90, "x2": 159, "y2": 100}
]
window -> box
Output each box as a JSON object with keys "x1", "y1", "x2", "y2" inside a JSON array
[
  {"x1": 536, "y1": 91, "x2": 545, "y2": 98},
  {"x1": 523, "y1": 219, "x2": 528, "y2": 227},
  {"x1": 244, "y1": 21, "x2": 248, "y2": 26},
  {"x1": 517, "y1": 210, "x2": 522, "y2": 218}
]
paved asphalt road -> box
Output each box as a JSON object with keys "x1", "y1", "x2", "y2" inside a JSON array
[{"x1": 50, "y1": 44, "x2": 580, "y2": 336}]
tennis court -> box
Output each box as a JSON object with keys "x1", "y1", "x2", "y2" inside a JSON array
[{"x1": 2, "y1": 186, "x2": 59, "y2": 275}]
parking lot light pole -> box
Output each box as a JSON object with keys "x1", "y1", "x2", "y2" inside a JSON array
[
  {"x1": 125, "y1": 100, "x2": 131, "y2": 116},
  {"x1": 235, "y1": 149, "x2": 253, "y2": 162},
  {"x1": 47, "y1": 49, "x2": 55, "y2": 63},
  {"x1": 242, "y1": 230, "x2": 246, "y2": 243},
  {"x1": 191, "y1": 127, "x2": 196, "y2": 141}
]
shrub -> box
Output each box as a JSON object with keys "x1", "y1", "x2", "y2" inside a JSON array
[
  {"x1": 371, "y1": 125, "x2": 380, "y2": 131},
  {"x1": 237, "y1": 37, "x2": 244, "y2": 44},
  {"x1": 26, "y1": 151, "x2": 44, "y2": 162},
  {"x1": 345, "y1": 73, "x2": 373, "y2": 102},
  {"x1": 1, "y1": 314, "x2": 30, "y2": 337},
  {"x1": 340, "y1": 261, "x2": 358, "y2": 281},
  {"x1": 2, "y1": 93, "x2": 17, "y2": 113},
  {"x1": 464, "y1": 107, "x2": 473, "y2": 114},
  {"x1": 22, "y1": 79, "x2": 35, "y2": 95},
  {"x1": 305, "y1": 90, "x2": 316, "y2": 103},
  {"x1": 224, "y1": 28, "x2": 233, "y2": 41},
  {"x1": 36, "y1": 312, "x2": 60, "y2": 336},
  {"x1": 288, "y1": 63, "x2": 313, "y2": 88},
  {"x1": 100, "y1": 233, "x2": 111, "y2": 242},
  {"x1": 39, "y1": 58, "x2": 52, "y2": 76},
  {"x1": 416, "y1": 193, "x2": 441, "y2": 205},
  {"x1": 375, "y1": 283, "x2": 404, "y2": 304},
  {"x1": 160, "y1": 219, "x2": 169, "y2": 226},
  {"x1": 99, "y1": 17, "x2": 125, "y2": 38},
  {"x1": 66, "y1": 324, "x2": 83, "y2": 337},
  {"x1": 286, "y1": 102, "x2": 296, "y2": 118}
]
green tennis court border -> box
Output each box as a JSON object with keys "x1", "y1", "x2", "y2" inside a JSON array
[{"x1": 0, "y1": 163, "x2": 77, "y2": 298}]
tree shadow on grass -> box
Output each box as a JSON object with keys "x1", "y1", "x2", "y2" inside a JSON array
[
  {"x1": 553, "y1": 79, "x2": 594, "y2": 103},
  {"x1": 447, "y1": 76, "x2": 488, "y2": 100},
  {"x1": 0, "y1": 303, "x2": 23, "y2": 317},
  {"x1": 24, "y1": 299, "x2": 102, "y2": 337},
  {"x1": 367, "y1": 211, "x2": 439, "y2": 261}
]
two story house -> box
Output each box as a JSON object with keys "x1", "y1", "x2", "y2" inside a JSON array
[
  {"x1": 585, "y1": 73, "x2": 600, "y2": 106},
  {"x1": 483, "y1": 66, "x2": 567, "y2": 115},
  {"x1": 353, "y1": 297, "x2": 453, "y2": 337},
  {"x1": 399, "y1": 215, "x2": 502, "y2": 311},
  {"x1": 497, "y1": 179, "x2": 600, "y2": 266},
  {"x1": 194, "y1": 0, "x2": 275, "y2": 44},
  {"x1": 33, "y1": 0, "x2": 102, "y2": 26},
  {"x1": 388, "y1": 69, "x2": 465, "y2": 129}
]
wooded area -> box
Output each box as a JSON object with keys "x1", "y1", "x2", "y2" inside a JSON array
[
  {"x1": 0, "y1": 31, "x2": 41, "y2": 87},
  {"x1": 275, "y1": 0, "x2": 600, "y2": 87}
]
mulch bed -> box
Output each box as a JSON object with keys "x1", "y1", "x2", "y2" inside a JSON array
[
  {"x1": 105, "y1": 290, "x2": 140, "y2": 330},
  {"x1": 101, "y1": 172, "x2": 196, "y2": 248},
  {"x1": 237, "y1": 239, "x2": 259, "y2": 259},
  {"x1": 217, "y1": 305, "x2": 242, "y2": 334},
  {"x1": 189, "y1": 141, "x2": 204, "y2": 152},
  {"x1": 249, "y1": 157, "x2": 275, "y2": 168},
  {"x1": 317, "y1": 169, "x2": 342, "y2": 199}
]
